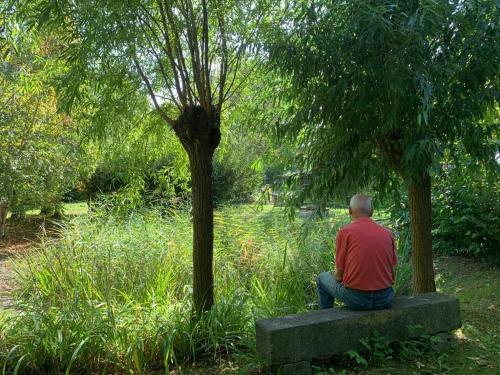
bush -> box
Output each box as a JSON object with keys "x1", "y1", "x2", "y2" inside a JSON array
[
  {"x1": 212, "y1": 159, "x2": 263, "y2": 204},
  {"x1": 432, "y1": 160, "x2": 499, "y2": 265}
]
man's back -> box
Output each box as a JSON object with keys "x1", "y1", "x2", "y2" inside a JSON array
[{"x1": 336, "y1": 217, "x2": 397, "y2": 291}]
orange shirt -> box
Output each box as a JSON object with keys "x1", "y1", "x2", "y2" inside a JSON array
[{"x1": 335, "y1": 217, "x2": 397, "y2": 291}]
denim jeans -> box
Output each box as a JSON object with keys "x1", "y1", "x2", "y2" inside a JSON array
[{"x1": 316, "y1": 271, "x2": 394, "y2": 310}]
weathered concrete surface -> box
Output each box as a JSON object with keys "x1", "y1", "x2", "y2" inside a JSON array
[
  {"x1": 280, "y1": 361, "x2": 312, "y2": 375},
  {"x1": 256, "y1": 293, "x2": 461, "y2": 369}
]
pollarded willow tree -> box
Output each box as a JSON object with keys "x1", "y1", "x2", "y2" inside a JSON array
[
  {"x1": 268, "y1": 0, "x2": 499, "y2": 293},
  {"x1": 21, "y1": 0, "x2": 261, "y2": 312}
]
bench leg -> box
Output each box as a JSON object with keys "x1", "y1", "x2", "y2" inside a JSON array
[{"x1": 277, "y1": 361, "x2": 311, "y2": 375}]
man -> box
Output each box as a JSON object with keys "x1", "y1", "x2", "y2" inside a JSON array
[{"x1": 317, "y1": 194, "x2": 397, "y2": 310}]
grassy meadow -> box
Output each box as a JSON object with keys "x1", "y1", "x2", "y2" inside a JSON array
[
  {"x1": 0, "y1": 205, "x2": 497, "y2": 374},
  {"x1": 0, "y1": 205, "x2": 352, "y2": 373}
]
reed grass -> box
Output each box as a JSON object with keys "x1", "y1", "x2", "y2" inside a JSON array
[{"x1": 0, "y1": 205, "x2": 410, "y2": 374}]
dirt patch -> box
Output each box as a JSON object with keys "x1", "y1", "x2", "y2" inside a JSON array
[{"x1": 0, "y1": 217, "x2": 60, "y2": 309}]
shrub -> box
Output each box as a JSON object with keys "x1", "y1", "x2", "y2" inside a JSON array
[
  {"x1": 432, "y1": 160, "x2": 499, "y2": 265},
  {"x1": 212, "y1": 156, "x2": 263, "y2": 204}
]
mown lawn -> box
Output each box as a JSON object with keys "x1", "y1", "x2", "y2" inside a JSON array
[{"x1": 432, "y1": 257, "x2": 499, "y2": 374}]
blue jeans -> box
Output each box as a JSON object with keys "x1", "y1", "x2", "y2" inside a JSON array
[{"x1": 316, "y1": 271, "x2": 394, "y2": 310}]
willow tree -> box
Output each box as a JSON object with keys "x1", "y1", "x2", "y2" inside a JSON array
[
  {"x1": 22, "y1": 0, "x2": 259, "y2": 312},
  {"x1": 268, "y1": 0, "x2": 498, "y2": 293}
]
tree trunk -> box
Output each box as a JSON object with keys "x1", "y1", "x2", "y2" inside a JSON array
[
  {"x1": 0, "y1": 202, "x2": 7, "y2": 239},
  {"x1": 174, "y1": 105, "x2": 221, "y2": 314},
  {"x1": 189, "y1": 149, "x2": 215, "y2": 313},
  {"x1": 408, "y1": 173, "x2": 436, "y2": 294}
]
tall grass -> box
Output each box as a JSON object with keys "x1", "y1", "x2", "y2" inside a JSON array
[{"x1": 0, "y1": 205, "x2": 410, "y2": 374}]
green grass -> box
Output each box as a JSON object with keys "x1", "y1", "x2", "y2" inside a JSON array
[
  {"x1": 0, "y1": 205, "x2": 352, "y2": 373},
  {"x1": 7, "y1": 202, "x2": 89, "y2": 219},
  {"x1": 0, "y1": 205, "x2": 496, "y2": 374},
  {"x1": 432, "y1": 257, "x2": 499, "y2": 374},
  {"x1": 61, "y1": 202, "x2": 89, "y2": 216}
]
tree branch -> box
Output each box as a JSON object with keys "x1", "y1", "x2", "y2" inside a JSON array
[
  {"x1": 202, "y1": 0, "x2": 212, "y2": 112},
  {"x1": 216, "y1": 9, "x2": 228, "y2": 111},
  {"x1": 138, "y1": 18, "x2": 183, "y2": 109},
  {"x1": 155, "y1": 0, "x2": 190, "y2": 106},
  {"x1": 182, "y1": 0, "x2": 207, "y2": 109},
  {"x1": 133, "y1": 57, "x2": 175, "y2": 127}
]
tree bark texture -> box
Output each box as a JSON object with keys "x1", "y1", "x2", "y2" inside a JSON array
[
  {"x1": 174, "y1": 105, "x2": 221, "y2": 314},
  {"x1": 408, "y1": 173, "x2": 436, "y2": 294},
  {"x1": 189, "y1": 149, "x2": 215, "y2": 313},
  {"x1": 0, "y1": 202, "x2": 7, "y2": 238}
]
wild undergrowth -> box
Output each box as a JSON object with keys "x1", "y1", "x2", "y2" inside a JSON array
[{"x1": 0, "y1": 205, "x2": 410, "y2": 374}]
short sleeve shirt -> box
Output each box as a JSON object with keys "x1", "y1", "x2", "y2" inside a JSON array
[{"x1": 335, "y1": 217, "x2": 397, "y2": 291}]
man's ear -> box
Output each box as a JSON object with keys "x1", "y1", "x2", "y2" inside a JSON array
[
  {"x1": 348, "y1": 207, "x2": 353, "y2": 215},
  {"x1": 368, "y1": 209, "x2": 373, "y2": 217}
]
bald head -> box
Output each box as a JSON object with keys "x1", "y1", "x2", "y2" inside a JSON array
[{"x1": 349, "y1": 194, "x2": 373, "y2": 218}]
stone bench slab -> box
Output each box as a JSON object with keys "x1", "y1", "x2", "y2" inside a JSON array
[{"x1": 256, "y1": 292, "x2": 461, "y2": 371}]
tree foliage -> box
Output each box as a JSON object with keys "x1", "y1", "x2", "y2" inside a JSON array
[
  {"x1": 0, "y1": 16, "x2": 85, "y2": 223},
  {"x1": 268, "y1": 0, "x2": 498, "y2": 194},
  {"x1": 267, "y1": 0, "x2": 499, "y2": 292}
]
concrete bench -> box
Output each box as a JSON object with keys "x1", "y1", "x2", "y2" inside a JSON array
[{"x1": 256, "y1": 293, "x2": 461, "y2": 374}]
